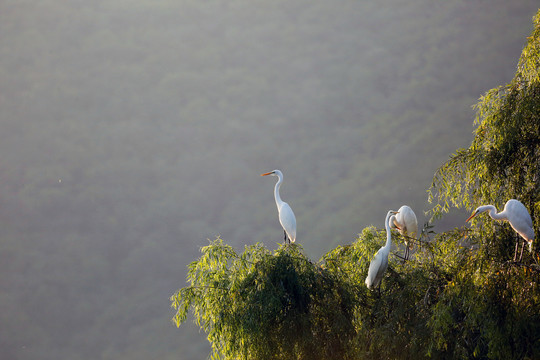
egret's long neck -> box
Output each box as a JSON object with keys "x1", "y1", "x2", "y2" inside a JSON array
[
  {"x1": 274, "y1": 176, "x2": 283, "y2": 207},
  {"x1": 483, "y1": 205, "x2": 506, "y2": 221},
  {"x1": 384, "y1": 213, "x2": 393, "y2": 249}
]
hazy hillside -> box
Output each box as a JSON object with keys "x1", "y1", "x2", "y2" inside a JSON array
[{"x1": 0, "y1": 1, "x2": 538, "y2": 359}]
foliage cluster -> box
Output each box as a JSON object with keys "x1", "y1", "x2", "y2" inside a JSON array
[
  {"x1": 424, "y1": 10, "x2": 540, "y2": 359},
  {"x1": 172, "y1": 239, "x2": 357, "y2": 360}
]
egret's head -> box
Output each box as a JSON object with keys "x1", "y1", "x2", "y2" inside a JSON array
[
  {"x1": 386, "y1": 210, "x2": 399, "y2": 222},
  {"x1": 261, "y1": 169, "x2": 282, "y2": 177},
  {"x1": 388, "y1": 214, "x2": 401, "y2": 230}
]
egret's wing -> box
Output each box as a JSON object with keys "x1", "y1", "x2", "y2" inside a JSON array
[
  {"x1": 507, "y1": 200, "x2": 534, "y2": 240},
  {"x1": 400, "y1": 206, "x2": 418, "y2": 238},
  {"x1": 375, "y1": 252, "x2": 389, "y2": 283},
  {"x1": 366, "y1": 249, "x2": 383, "y2": 288},
  {"x1": 279, "y1": 202, "x2": 297, "y2": 241}
]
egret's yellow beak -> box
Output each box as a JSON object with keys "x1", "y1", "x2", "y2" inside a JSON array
[
  {"x1": 261, "y1": 172, "x2": 273, "y2": 176},
  {"x1": 466, "y1": 211, "x2": 477, "y2": 222}
]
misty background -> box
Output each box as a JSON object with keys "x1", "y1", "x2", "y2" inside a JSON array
[{"x1": 1, "y1": 1, "x2": 538, "y2": 359}]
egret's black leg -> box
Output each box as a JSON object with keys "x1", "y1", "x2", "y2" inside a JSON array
[
  {"x1": 514, "y1": 240, "x2": 519, "y2": 262},
  {"x1": 284, "y1": 230, "x2": 287, "y2": 244},
  {"x1": 401, "y1": 239, "x2": 409, "y2": 263},
  {"x1": 519, "y1": 241, "x2": 525, "y2": 262}
]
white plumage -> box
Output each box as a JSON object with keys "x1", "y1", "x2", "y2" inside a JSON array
[
  {"x1": 389, "y1": 205, "x2": 418, "y2": 260},
  {"x1": 261, "y1": 170, "x2": 297, "y2": 243},
  {"x1": 466, "y1": 199, "x2": 535, "y2": 261},
  {"x1": 366, "y1": 210, "x2": 398, "y2": 290}
]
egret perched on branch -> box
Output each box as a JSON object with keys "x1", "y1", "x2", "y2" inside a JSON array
[
  {"x1": 466, "y1": 199, "x2": 535, "y2": 261},
  {"x1": 261, "y1": 170, "x2": 297, "y2": 243},
  {"x1": 365, "y1": 210, "x2": 398, "y2": 290},
  {"x1": 389, "y1": 205, "x2": 418, "y2": 260}
]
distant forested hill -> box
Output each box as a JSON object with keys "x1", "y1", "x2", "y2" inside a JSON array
[{"x1": 0, "y1": 1, "x2": 538, "y2": 359}]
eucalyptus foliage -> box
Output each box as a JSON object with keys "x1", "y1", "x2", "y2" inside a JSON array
[
  {"x1": 171, "y1": 237, "x2": 359, "y2": 360},
  {"x1": 425, "y1": 10, "x2": 540, "y2": 359},
  {"x1": 171, "y1": 227, "x2": 463, "y2": 359},
  {"x1": 172, "y1": 228, "x2": 421, "y2": 359}
]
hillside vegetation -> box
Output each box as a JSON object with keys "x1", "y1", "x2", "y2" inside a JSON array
[{"x1": 1, "y1": 1, "x2": 539, "y2": 359}]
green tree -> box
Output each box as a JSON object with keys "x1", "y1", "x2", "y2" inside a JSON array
[
  {"x1": 171, "y1": 228, "x2": 439, "y2": 360},
  {"x1": 171, "y1": 238, "x2": 359, "y2": 360},
  {"x1": 426, "y1": 9, "x2": 540, "y2": 359}
]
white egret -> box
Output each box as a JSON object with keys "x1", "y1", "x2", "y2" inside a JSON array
[
  {"x1": 365, "y1": 210, "x2": 398, "y2": 290},
  {"x1": 261, "y1": 170, "x2": 297, "y2": 243},
  {"x1": 466, "y1": 199, "x2": 535, "y2": 261},
  {"x1": 389, "y1": 205, "x2": 418, "y2": 260}
]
